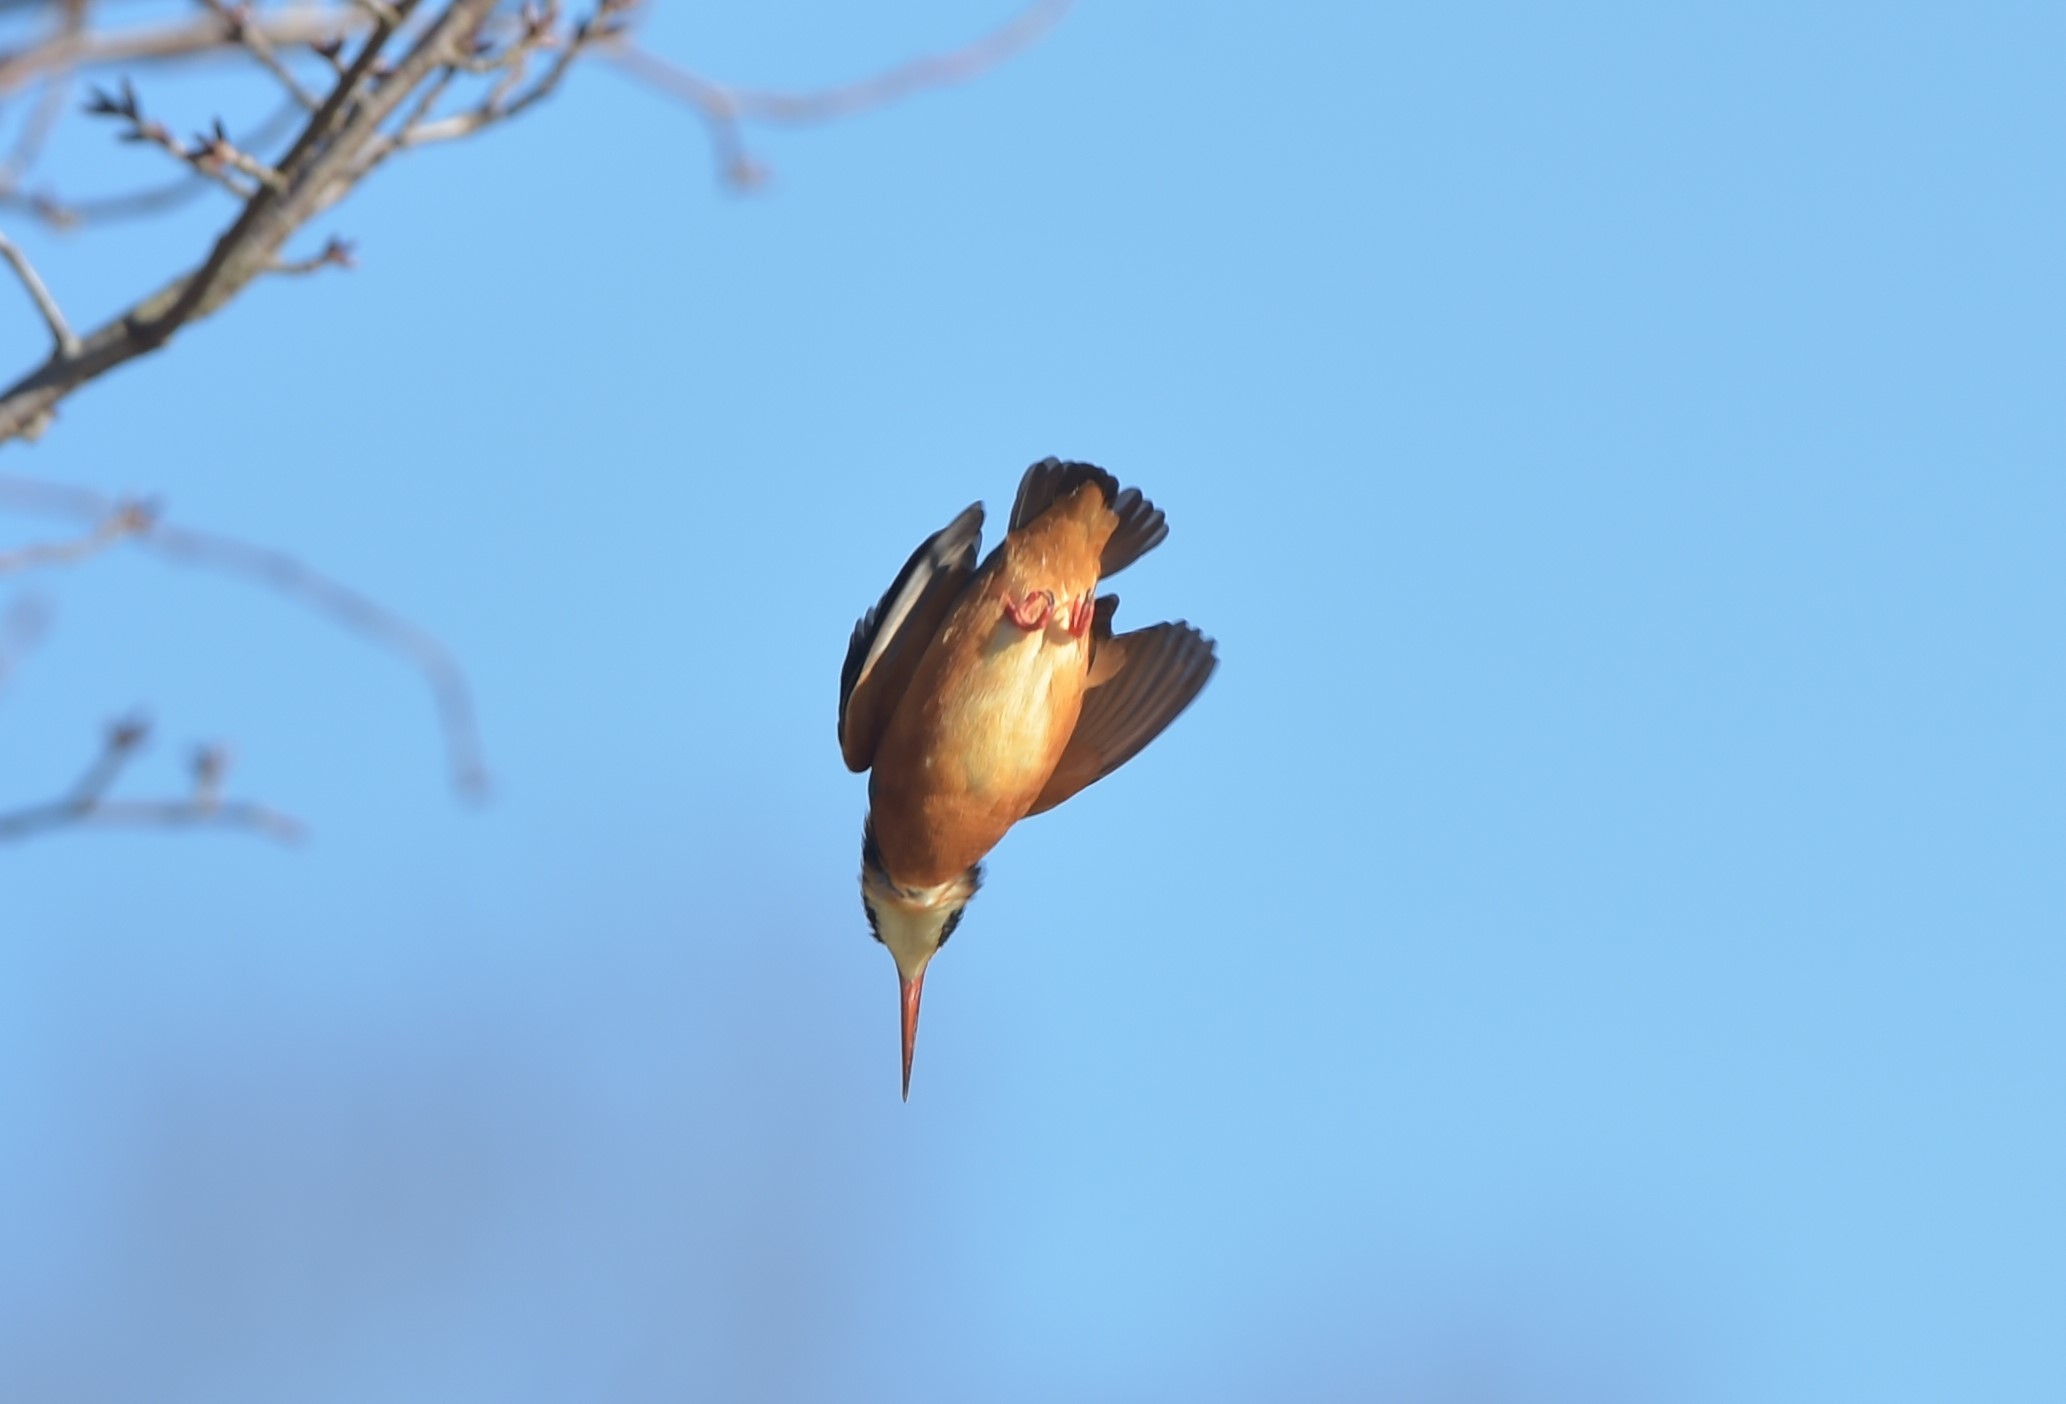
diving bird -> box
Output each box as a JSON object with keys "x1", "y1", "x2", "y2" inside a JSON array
[{"x1": 838, "y1": 458, "x2": 1216, "y2": 1098}]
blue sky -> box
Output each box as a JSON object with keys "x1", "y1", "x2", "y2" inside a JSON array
[{"x1": 1, "y1": 2, "x2": 2060, "y2": 1400}]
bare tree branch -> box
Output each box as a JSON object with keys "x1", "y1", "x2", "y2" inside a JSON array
[
  {"x1": 0, "y1": 0, "x2": 1070, "y2": 442},
  {"x1": 369, "y1": 1, "x2": 618, "y2": 160},
  {"x1": 0, "y1": 473, "x2": 488, "y2": 796},
  {"x1": 0, "y1": 228, "x2": 79, "y2": 352},
  {"x1": 603, "y1": 0, "x2": 1073, "y2": 186},
  {"x1": 81, "y1": 83, "x2": 275, "y2": 198},
  {"x1": 267, "y1": 231, "x2": 353, "y2": 273},
  {"x1": 0, "y1": 4, "x2": 362, "y2": 97},
  {"x1": 195, "y1": 0, "x2": 322, "y2": 109},
  {"x1": 0, "y1": 0, "x2": 513, "y2": 442},
  {"x1": 0, "y1": 715, "x2": 303, "y2": 843},
  {"x1": 0, "y1": 495, "x2": 151, "y2": 570},
  {"x1": 0, "y1": 99, "x2": 303, "y2": 229}
]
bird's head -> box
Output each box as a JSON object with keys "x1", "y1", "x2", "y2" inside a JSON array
[{"x1": 860, "y1": 822, "x2": 981, "y2": 1100}]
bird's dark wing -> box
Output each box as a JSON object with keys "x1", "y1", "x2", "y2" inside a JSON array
[
  {"x1": 1027, "y1": 613, "x2": 1216, "y2": 815},
  {"x1": 838, "y1": 502, "x2": 983, "y2": 772},
  {"x1": 1009, "y1": 457, "x2": 1169, "y2": 579}
]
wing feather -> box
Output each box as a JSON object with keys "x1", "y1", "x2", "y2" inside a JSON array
[
  {"x1": 1026, "y1": 616, "x2": 1216, "y2": 815},
  {"x1": 837, "y1": 503, "x2": 982, "y2": 772}
]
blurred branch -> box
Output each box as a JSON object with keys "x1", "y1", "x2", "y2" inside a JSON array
[
  {"x1": 0, "y1": 4, "x2": 360, "y2": 97},
  {"x1": 0, "y1": 0, "x2": 1070, "y2": 441},
  {"x1": 605, "y1": 0, "x2": 1073, "y2": 187},
  {"x1": 82, "y1": 81, "x2": 276, "y2": 198},
  {"x1": 0, "y1": 228, "x2": 78, "y2": 351},
  {"x1": 0, "y1": 472, "x2": 489, "y2": 796},
  {"x1": 0, "y1": 592, "x2": 46, "y2": 690},
  {"x1": 267, "y1": 231, "x2": 352, "y2": 273},
  {"x1": 196, "y1": 0, "x2": 322, "y2": 109},
  {"x1": 0, "y1": 99, "x2": 303, "y2": 229},
  {"x1": 0, "y1": 715, "x2": 303, "y2": 843},
  {"x1": 0, "y1": 0, "x2": 596, "y2": 444},
  {"x1": 361, "y1": 0, "x2": 617, "y2": 163},
  {"x1": 0, "y1": 494, "x2": 149, "y2": 569}
]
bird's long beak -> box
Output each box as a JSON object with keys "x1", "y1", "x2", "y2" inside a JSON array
[{"x1": 899, "y1": 969, "x2": 925, "y2": 1101}]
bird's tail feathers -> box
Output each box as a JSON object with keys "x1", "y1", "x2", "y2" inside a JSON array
[{"x1": 1009, "y1": 457, "x2": 1170, "y2": 579}]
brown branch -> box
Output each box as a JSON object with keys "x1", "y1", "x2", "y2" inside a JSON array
[
  {"x1": 603, "y1": 0, "x2": 1072, "y2": 184},
  {"x1": 375, "y1": 1, "x2": 621, "y2": 159},
  {"x1": 0, "y1": 98, "x2": 303, "y2": 230},
  {"x1": 196, "y1": 0, "x2": 322, "y2": 109},
  {"x1": 0, "y1": 0, "x2": 1067, "y2": 438},
  {"x1": 0, "y1": 228, "x2": 79, "y2": 351},
  {"x1": 0, "y1": 5, "x2": 413, "y2": 439},
  {"x1": 0, "y1": 473, "x2": 488, "y2": 797},
  {"x1": 82, "y1": 80, "x2": 273, "y2": 198},
  {"x1": 4, "y1": 75, "x2": 74, "y2": 181},
  {"x1": 0, "y1": 0, "x2": 88, "y2": 185},
  {"x1": 267, "y1": 232, "x2": 353, "y2": 273},
  {"x1": 0, "y1": 716, "x2": 304, "y2": 843},
  {"x1": 0, "y1": 0, "x2": 514, "y2": 440},
  {"x1": 0, "y1": 4, "x2": 365, "y2": 97},
  {"x1": 0, "y1": 496, "x2": 151, "y2": 570}
]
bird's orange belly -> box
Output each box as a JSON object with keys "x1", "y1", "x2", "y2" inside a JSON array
[{"x1": 873, "y1": 623, "x2": 1088, "y2": 883}]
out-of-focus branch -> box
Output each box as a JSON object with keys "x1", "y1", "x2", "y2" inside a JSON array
[
  {"x1": 0, "y1": 98, "x2": 303, "y2": 229},
  {"x1": 0, "y1": 0, "x2": 560, "y2": 443},
  {"x1": 196, "y1": 0, "x2": 321, "y2": 109},
  {"x1": 0, "y1": 592, "x2": 46, "y2": 691},
  {"x1": 82, "y1": 81, "x2": 276, "y2": 198},
  {"x1": 0, "y1": 4, "x2": 363, "y2": 97},
  {"x1": 0, "y1": 715, "x2": 303, "y2": 843},
  {"x1": 0, "y1": 494, "x2": 150, "y2": 569},
  {"x1": 603, "y1": 0, "x2": 1073, "y2": 186},
  {"x1": 0, "y1": 473, "x2": 488, "y2": 797},
  {"x1": 0, "y1": 0, "x2": 1071, "y2": 440},
  {"x1": 0, "y1": 228, "x2": 78, "y2": 351},
  {"x1": 0, "y1": 0, "x2": 85, "y2": 182},
  {"x1": 267, "y1": 231, "x2": 352, "y2": 273},
  {"x1": 364, "y1": 0, "x2": 622, "y2": 163}
]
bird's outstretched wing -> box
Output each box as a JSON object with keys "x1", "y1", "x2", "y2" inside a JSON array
[
  {"x1": 1027, "y1": 605, "x2": 1216, "y2": 815},
  {"x1": 839, "y1": 503, "x2": 983, "y2": 772},
  {"x1": 1009, "y1": 457, "x2": 1168, "y2": 579}
]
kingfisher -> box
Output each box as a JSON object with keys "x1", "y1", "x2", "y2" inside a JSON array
[{"x1": 838, "y1": 458, "x2": 1217, "y2": 1098}]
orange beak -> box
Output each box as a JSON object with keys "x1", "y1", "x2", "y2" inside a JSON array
[{"x1": 899, "y1": 969, "x2": 925, "y2": 1101}]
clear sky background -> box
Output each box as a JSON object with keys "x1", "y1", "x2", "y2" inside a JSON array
[{"x1": 1, "y1": 2, "x2": 2060, "y2": 1400}]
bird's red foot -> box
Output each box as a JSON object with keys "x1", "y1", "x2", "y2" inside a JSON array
[
  {"x1": 1003, "y1": 589, "x2": 1054, "y2": 630},
  {"x1": 1067, "y1": 591, "x2": 1094, "y2": 638}
]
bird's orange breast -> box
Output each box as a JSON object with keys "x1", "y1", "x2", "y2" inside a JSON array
[{"x1": 869, "y1": 486, "x2": 1114, "y2": 887}]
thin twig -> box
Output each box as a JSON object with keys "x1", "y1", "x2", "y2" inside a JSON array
[
  {"x1": 603, "y1": 0, "x2": 1072, "y2": 183},
  {"x1": 0, "y1": 0, "x2": 1069, "y2": 441},
  {"x1": 147, "y1": 521, "x2": 487, "y2": 796},
  {"x1": 0, "y1": 473, "x2": 488, "y2": 796},
  {"x1": 0, "y1": 497, "x2": 152, "y2": 571},
  {"x1": 373, "y1": 0, "x2": 622, "y2": 160},
  {"x1": 196, "y1": 0, "x2": 321, "y2": 109},
  {"x1": 268, "y1": 232, "x2": 354, "y2": 273},
  {"x1": 0, "y1": 99, "x2": 303, "y2": 230},
  {"x1": 0, "y1": 717, "x2": 304, "y2": 843},
  {"x1": 0, "y1": 5, "x2": 368, "y2": 97},
  {"x1": 4, "y1": 75, "x2": 75, "y2": 182},
  {"x1": 0, "y1": 229, "x2": 78, "y2": 352},
  {"x1": 82, "y1": 81, "x2": 274, "y2": 199}
]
